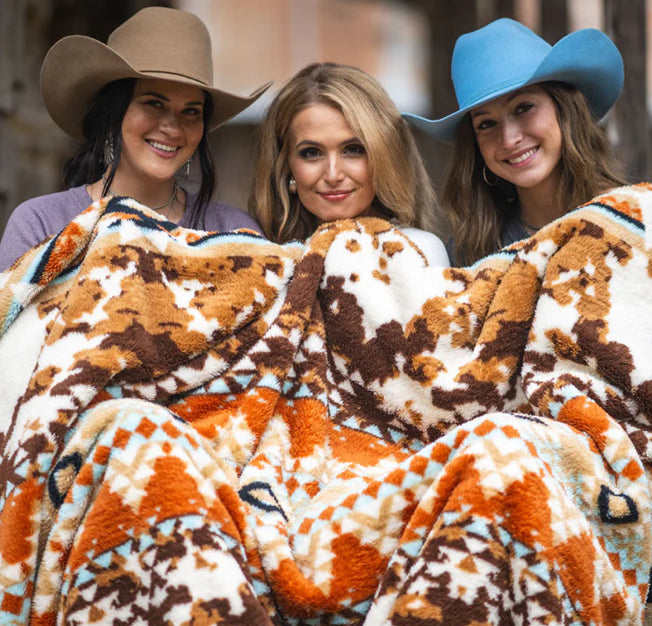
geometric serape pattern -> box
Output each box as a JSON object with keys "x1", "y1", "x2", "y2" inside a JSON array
[{"x1": 1, "y1": 185, "x2": 652, "y2": 624}]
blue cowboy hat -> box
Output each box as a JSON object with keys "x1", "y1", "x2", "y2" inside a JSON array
[{"x1": 403, "y1": 18, "x2": 624, "y2": 141}]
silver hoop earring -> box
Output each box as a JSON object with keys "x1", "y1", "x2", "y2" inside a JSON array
[
  {"x1": 288, "y1": 177, "x2": 297, "y2": 194},
  {"x1": 185, "y1": 158, "x2": 191, "y2": 179},
  {"x1": 482, "y1": 165, "x2": 498, "y2": 187}
]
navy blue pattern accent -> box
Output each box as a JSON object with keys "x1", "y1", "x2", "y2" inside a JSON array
[
  {"x1": 589, "y1": 201, "x2": 645, "y2": 231},
  {"x1": 511, "y1": 413, "x2": 547, "y2": 425},
  {"x1": 48, "y1": 452, "x2": 83, "y2": 508},
  {"x1": 598, "y1": 485, "x2": 638, "y2": 524},
  {"x1": 105, "y1": 196, "x2": 177, "y2": 230},
  {"x1": 186, "y1": 230, "x2": 265, "y2": 247},
  {"x1": 239, "y1": 481, "x2": 288, "y2": 521},
  {"x1": 29, "y1": 237, "x2": 59, "y2": 284}
]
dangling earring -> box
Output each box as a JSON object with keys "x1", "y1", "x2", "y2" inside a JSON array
[
  {"x1": 103, "y1": 135, "x2": 115, "y2": 167},
  {"x1": 185, "y1": 158, "x2": 191, "y2": 179},
  {"x1": 482, "y1": 165, "x2": 498, "y2": 187},
  {"x1": 288, "y1": 177, "x2": 297, "y2": 194}
]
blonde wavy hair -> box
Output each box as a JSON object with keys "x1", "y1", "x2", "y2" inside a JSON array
[
  {"x1": 249, "y1": 62, "x2": 441, "y2": 243},
  {"x1": 442, "y1": 81, "x2": 627, "y2": 266}
]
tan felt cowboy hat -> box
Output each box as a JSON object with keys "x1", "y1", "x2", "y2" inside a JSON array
[{"x1": 40, "y1": 6, "x2": 272, "y2": 139}]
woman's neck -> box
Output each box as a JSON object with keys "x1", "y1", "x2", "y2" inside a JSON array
[
  {"x1": 515, "y1": 170, "x2": 563, "y2": 229},
  {"x1": 90, "y1": 171, "x2": 185, "y2": 222}
]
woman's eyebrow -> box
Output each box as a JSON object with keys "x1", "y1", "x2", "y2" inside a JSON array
[{"x1": 137, "y1": 91, "x2": 203, "y2": 106}]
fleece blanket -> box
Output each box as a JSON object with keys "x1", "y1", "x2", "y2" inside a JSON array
[{"x1": 1, "y1": 184, "x2": 652, "y2": 625}]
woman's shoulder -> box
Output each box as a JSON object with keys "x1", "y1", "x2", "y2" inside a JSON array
[
  {"x1": 396, "y1": 224, "x2": 450, "y2": 267},
  {"x1": 186, "y1": 192, "x2": 263, "y2": 235},
  {"x1": 12, "y1": 185, "x2": 91, "y2": 222},
  {"x1": 0, "y1": 185, "x2": 92, "y2": 271}
]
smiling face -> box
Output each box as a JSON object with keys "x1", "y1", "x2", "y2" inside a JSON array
[
  {"x1": 287, "y1": 103, "x2": 376, "y2": 223},
  {"x1": 471, "y1": 85, "x2": 563, "y2": 196},
  {"x1": 118, "y1": 78, "x2": 205, "y2": 185}
]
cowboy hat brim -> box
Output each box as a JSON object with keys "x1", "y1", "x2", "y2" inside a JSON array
[
  {"x1": 41, "y1": 35, "x2": 272, "y2": 139},
  {"x1": 403, "y1": 28, "x2": 624, "y2": 142}
]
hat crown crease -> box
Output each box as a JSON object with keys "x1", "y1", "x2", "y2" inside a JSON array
[{"x1": 107, "y1": 15, "x2": 214, "y2": 87}]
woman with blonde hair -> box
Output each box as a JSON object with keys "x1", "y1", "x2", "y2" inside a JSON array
[
  {"x1": 404, "y1": 18, "x2": 627, "y2": 266},
  {"x1": 249, "y1": 62, "x2": 449, "y2": 266}
]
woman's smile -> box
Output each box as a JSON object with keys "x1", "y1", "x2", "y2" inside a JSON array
[
  {"x1": 145, "y1": 139, "x2": 182, "y2": 157},
  {"x1": 319, "y1": 189, "x2": 353, "y2": 201},
  {"x1": 287, "y1": 103, "x2": 376, "y2": 223},
  {"x1": 472, "y1": 85, "x2": 562, "y2": 194},
  {"x1": 118, "y1": 78, "x2": 204, "y2": 184},
  {"x1": 504, "y1": 146, "x2": 538, "y2": 165}
]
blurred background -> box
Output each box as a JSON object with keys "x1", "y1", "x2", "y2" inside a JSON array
[{"x1": 0, "y1": 0, "x2": 650, "y2": 237}]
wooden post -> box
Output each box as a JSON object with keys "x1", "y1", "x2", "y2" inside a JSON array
[
  {"x1": 423, "y1": 0, "x2": 477, "y2": 119},
  {"x1": 397, "y1": 0, "x2": 478, "y2": 192},
  {"x1": 540, "y1": 0, "x2": 568, "y2": 44},
  {"x1": 604, "y1": 0, "x2": 650, "y2": 182},
  {"x1": 0, "y1": 0, "x2": 53, "y2": 234},
  {"x1": 477, "y1": 0, "x2": 516, "y2": 26},
  {"x1": 493, "y1": 0, "x2": 517, "y2": 20}
]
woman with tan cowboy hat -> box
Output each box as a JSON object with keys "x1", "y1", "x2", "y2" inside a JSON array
[
  {"x1": 0, "y1": 6, "x2": 271, "y2": 271},
  {"x1": 403, "y1": 18, "x2": 628, "y2": 266}
]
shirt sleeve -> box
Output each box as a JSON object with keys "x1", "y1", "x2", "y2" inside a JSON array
[
  {"x1": 0, "y1": 186, "x2": 90, "y2": 272},
  {"x1": 399, "y1": 227, "x2": 451, "y2": 268},
  {"x1": 0, "y1": 202, "x2": 52, "y2": 271}
]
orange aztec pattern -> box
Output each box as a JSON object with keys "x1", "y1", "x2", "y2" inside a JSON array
[{"x1": 1, "y1": 186, "x2": 652, "y2": 624}]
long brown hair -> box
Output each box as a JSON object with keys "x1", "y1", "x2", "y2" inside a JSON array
[
  {"x1": 442, "y1": 81, "x2": 627, "y2": 266},
  {"x1": 249, "y1": 62, "x2": 441, "y2": 243}
]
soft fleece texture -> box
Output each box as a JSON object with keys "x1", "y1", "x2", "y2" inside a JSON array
[{"x1": 1, "y1": 186, "x2": 652, "y2": 625}]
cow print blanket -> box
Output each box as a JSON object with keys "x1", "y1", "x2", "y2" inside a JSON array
[{"x1": 1, "y1": 185, "x2": 652, "y2": 625}]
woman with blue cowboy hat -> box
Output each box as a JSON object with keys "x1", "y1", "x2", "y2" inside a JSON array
[
  {"x1": 0, "y1": 6, "x2": 272, "y2": 271},
  {"x1": 403, "y1": 18, "x2": 628, "y2": 266}
]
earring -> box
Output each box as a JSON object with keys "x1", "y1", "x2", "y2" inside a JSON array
[
  {"x1": 482, "y1": 165, "x2": 498, "y2": 187},
  {"x1": 103, "y1": 136, "x2": 115, "y2": 167},
  {"x1": 288, "y1": 177, "x2": 297, "y2": 194},
  {"x1": 185, "y1": 158, "x2": 191, "y2": 179}
]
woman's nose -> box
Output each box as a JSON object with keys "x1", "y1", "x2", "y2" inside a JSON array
[
  {"x1": 324, "y1": 155, "x2": 344, "y2": 183},
  {"x1": 159, "y1": 110, "x2": 183, "y2": 135},
  {"x1": 500, "y1": 119, "x2": 522, "y2": 147}
]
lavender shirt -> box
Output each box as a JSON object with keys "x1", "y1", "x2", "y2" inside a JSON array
[{"x1": 0, "y1": 185, "x2": 263, "y2": 271}]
